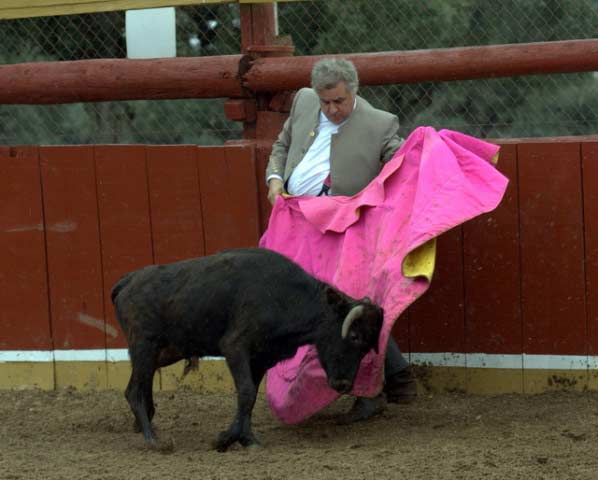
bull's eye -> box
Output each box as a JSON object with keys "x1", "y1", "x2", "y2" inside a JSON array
[{"x1": 349, "y1": 331, "x2": 360, "y2": 344}]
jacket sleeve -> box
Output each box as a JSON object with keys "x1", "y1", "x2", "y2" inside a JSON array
[
  {"x1": 265, "y1": 91, "x2": 300, "y2": 182},
  {"x1": 380, "y1": 114, "x2": 405, "y2": 163}
]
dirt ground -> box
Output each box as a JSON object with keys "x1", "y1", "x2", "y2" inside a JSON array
[{"x1": 2, "y1": 387, "x2": 598, "y2": 480}]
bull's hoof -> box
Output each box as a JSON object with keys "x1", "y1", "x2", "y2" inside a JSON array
[
  {"x1": 384, "y1": 366, "x2": 418, "y2": 404},
  {"x1": 148, "y1": 437, "x2": 175, "y2": 454},
  {"x1": 212, "y1": 431, "x2": 238, "y2": 452},
  {"x1": 337, "y1": 394, "x2": 386, "y2": 425},
  {"x1": 240, "y1": 435, "x2": 261, "y2": 449},
  {"x1": 213, "y1": 432, "x2": 260, "y2": 451},
  {"x1": 143, "y1": 436, "x2": 158, "y2": 448}
]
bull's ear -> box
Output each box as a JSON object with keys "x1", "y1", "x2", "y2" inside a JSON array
[{"x1": 325, "y1": 285, "x2": 345, "y2": 311}]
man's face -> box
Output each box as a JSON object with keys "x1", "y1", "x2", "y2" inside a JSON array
[{"x1": 317, "y1": 81, "x2": 356, "y2": 125}]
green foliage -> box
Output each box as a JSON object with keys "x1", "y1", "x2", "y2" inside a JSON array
[
  {"x1": 278, "y1": 0, "x2": 598, "y2": 138},
  {"x1": 0, "y1": 6, "x2": 241, "y2": 145},
  {"x1": 0, "y1": 1, "x2": 597, "y2": 144}
]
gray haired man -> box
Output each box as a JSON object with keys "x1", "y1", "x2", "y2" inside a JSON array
[{"x1": 266, "y1": 58, "x2": 417, "y2": 422}]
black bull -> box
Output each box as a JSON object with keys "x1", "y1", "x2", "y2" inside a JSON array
[{"x1": 111, "y1": 247, "x2": 383, "y2": 451}]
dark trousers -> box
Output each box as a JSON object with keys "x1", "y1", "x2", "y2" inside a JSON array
[{"x1": 385, "y1": 336, "x2": 409, "y2": 379}]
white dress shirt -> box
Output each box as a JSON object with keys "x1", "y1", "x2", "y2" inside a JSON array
[
  {"x1": 286, "y1": 111, "x2": 341, "y2": 196},
  {"x1": 267, "y1": 99, "x2": 357, "y2": 196}
]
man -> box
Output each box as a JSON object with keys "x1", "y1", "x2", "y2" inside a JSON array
[{"x1": 265, "y1": 58, "x2": 417, "y2": 422}]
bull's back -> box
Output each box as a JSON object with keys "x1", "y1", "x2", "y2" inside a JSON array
[
  {"x1": 156, "y1": 248, "x2": 316, "y2": 325},
  {"x1": 111, "y1": 248, "x2": 321, "y2": 353}
]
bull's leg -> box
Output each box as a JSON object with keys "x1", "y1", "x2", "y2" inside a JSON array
[
  {"x1": 134, "y1": 349, "x2": 183, "y2": 431},
  {"x1": 213, "y1": 347, "x2": 261, "y2": 452},
  {"x1": 146, "y1": 379, "x2": 156, "y2": 423},
  {"x1": 125, "y1": 343, "x2": 159, "y2": 445},
  {"x1": 131, "y1": 383, "x2": 154, "y2": 434},
  {"x1": 132, "y1": 364, "x2": 158, "y2": 433},
  {"x1": 131, "y1": 348, "x2": 184, "y2": 433},
  {"x1": 232, "y1": 363, "x2": 267, "y2": 448},
  {"x1": 133, "y1": 417, "x2": 142, "y2": 433},
  {"x1": 238, "y1": 363, "x2": 266, "y2": 447}
]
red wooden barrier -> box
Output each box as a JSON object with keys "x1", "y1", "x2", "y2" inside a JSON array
[
  {"x1": 95, "y1": 145, "x2": 153, "y2": 350},
  {"x1": 0, "y1": 144, "x2": 259, "y2": 356},
  {"x1": 1, "y1": 140, "x2": 597, "y2": 376},
  {"x1": 40, "y1": 146, "x2": 106, "y2": 351},
  {"x1": 147, "y1": 145, "x2": 205, "y2": 264},
  {"x1": 463, "y1": 144, "x2": 522, "y2": 355},
  {"x1": 518, "y1": 143, "x2": 586, "y2": 356},
  {"x1": 0, "y1": 146, "x2": 52, "y2": 351},
  {"x1": 197, "y1": 144, "x2": 260, "y2": 255},
  {"x1": 409, "y1": 228, "x2": 466, "y2": 356},
  {"x1": 583, "y1": 143, "x2": 598, "y2": 357}
]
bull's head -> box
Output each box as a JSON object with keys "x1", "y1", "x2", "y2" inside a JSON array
[{"x1": 315, "y1": 287, "x2": 384, "y2": 394}]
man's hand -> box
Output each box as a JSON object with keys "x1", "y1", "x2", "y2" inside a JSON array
[{"x1": 267, "y1": 178, "x2": 284, "y2": 206}]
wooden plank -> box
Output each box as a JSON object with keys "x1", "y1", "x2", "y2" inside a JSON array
[
  {"x1": 240, "y1": 0, "x2": 306, "y2": 2},
  {"x1": 463, "y1": 144, "x2": 522, "y2": 354},
  {"x1": 147, "y1": 145, "x2": 205, "y2": 264},
  {"x1": 40, "y1": 146, "x2": 105, "y2": 350},
  {"x1": 584, "y1": 143, "x2": 598, "y2": 358},
  {"x1": 95, "y1": 145, "x2": 153, "y2": 350},
  {"x1": 256, "y1": 111, "x2": 288, "y2": 144},
  {"x1": 0, "y1": 147, "x2": 52, "y2": 350},
  {"x1": 255, "y1": 146, "x2": 272, "y2": 234},
  {"x1": 224, "y1": 143, "x2": 260, "y2": 248},
  {"x1": 3, "y1": 0, "x2": 226, "y2": 6},
  {"x1": 0, "y1": 0, "x2": 305, "y2": 20},
  {"x1": 463, "y1": 143, "x2": 523, "y2": 394},
  {"x1": 197, "y1": 145, "x2": 260, "y2": 254},
  {"x1": 408, "y1": 227, "x2": 466, "y2": 355},
  {"x1": 0, "y1": 0, "x2": 228, "y2": 19},
  {"x1": 197, "y1": 146, "x2": 226, "y2": 256},
  {"x1": 255, "y1": 111, "x2": 289, "y2": 234},
  {"x1": 5, "y1": 0, "x2": 300, "y2": 6},
  {"x1": 518, "y1": 142, "x2": 586, "y2": 355}
]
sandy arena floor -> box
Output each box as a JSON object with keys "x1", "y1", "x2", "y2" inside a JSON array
[{"x1": 2, "y1": 387, "x2": 598, "y2": 480}]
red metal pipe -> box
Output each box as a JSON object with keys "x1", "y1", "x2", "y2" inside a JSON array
[
  {"x1": 0, "y1": 55, "x2": 245, "y2": 104},
  {"x1": 244, "y1": 39, "x2": 598, "y2": 91}
]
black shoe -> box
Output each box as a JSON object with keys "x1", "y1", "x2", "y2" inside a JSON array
[
  {"x1": 337, "y1": 394, "x2": 386, "y2": 424},
  {"x1": 384, "y1": 366, "x2": 418, "y2": 404}
]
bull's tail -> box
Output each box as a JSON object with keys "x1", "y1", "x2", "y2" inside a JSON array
[
  {"x1": 110, "y1": 271, "x2": 135, "y2": 335},
  {"x1": 110, "y1": 271, "x2": 134, "y2": 304},
  {"x1": 182, "y1": 356, "x2": 200, "y2": 377}
]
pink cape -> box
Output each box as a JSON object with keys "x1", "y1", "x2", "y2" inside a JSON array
[{"x1": 259, "y1": 127, "x2": 508, "y2": 424}]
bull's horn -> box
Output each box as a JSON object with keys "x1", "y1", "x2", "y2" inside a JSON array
[{"x1": 341, "y1": 305, "x2": 365, "y2": 338}]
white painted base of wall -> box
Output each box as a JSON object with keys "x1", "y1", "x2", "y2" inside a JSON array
[{"x1": 0, "y1": 349, "x2": 593, "y2": 370}]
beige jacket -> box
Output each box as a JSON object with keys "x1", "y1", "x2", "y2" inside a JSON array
[{"x1": 266, "y1": 88, "x2": 404, "y2": 196}]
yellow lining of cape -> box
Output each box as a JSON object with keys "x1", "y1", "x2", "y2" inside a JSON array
[{"x1": 402, "y1": 237, "x2": 437, "y2": 281}]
